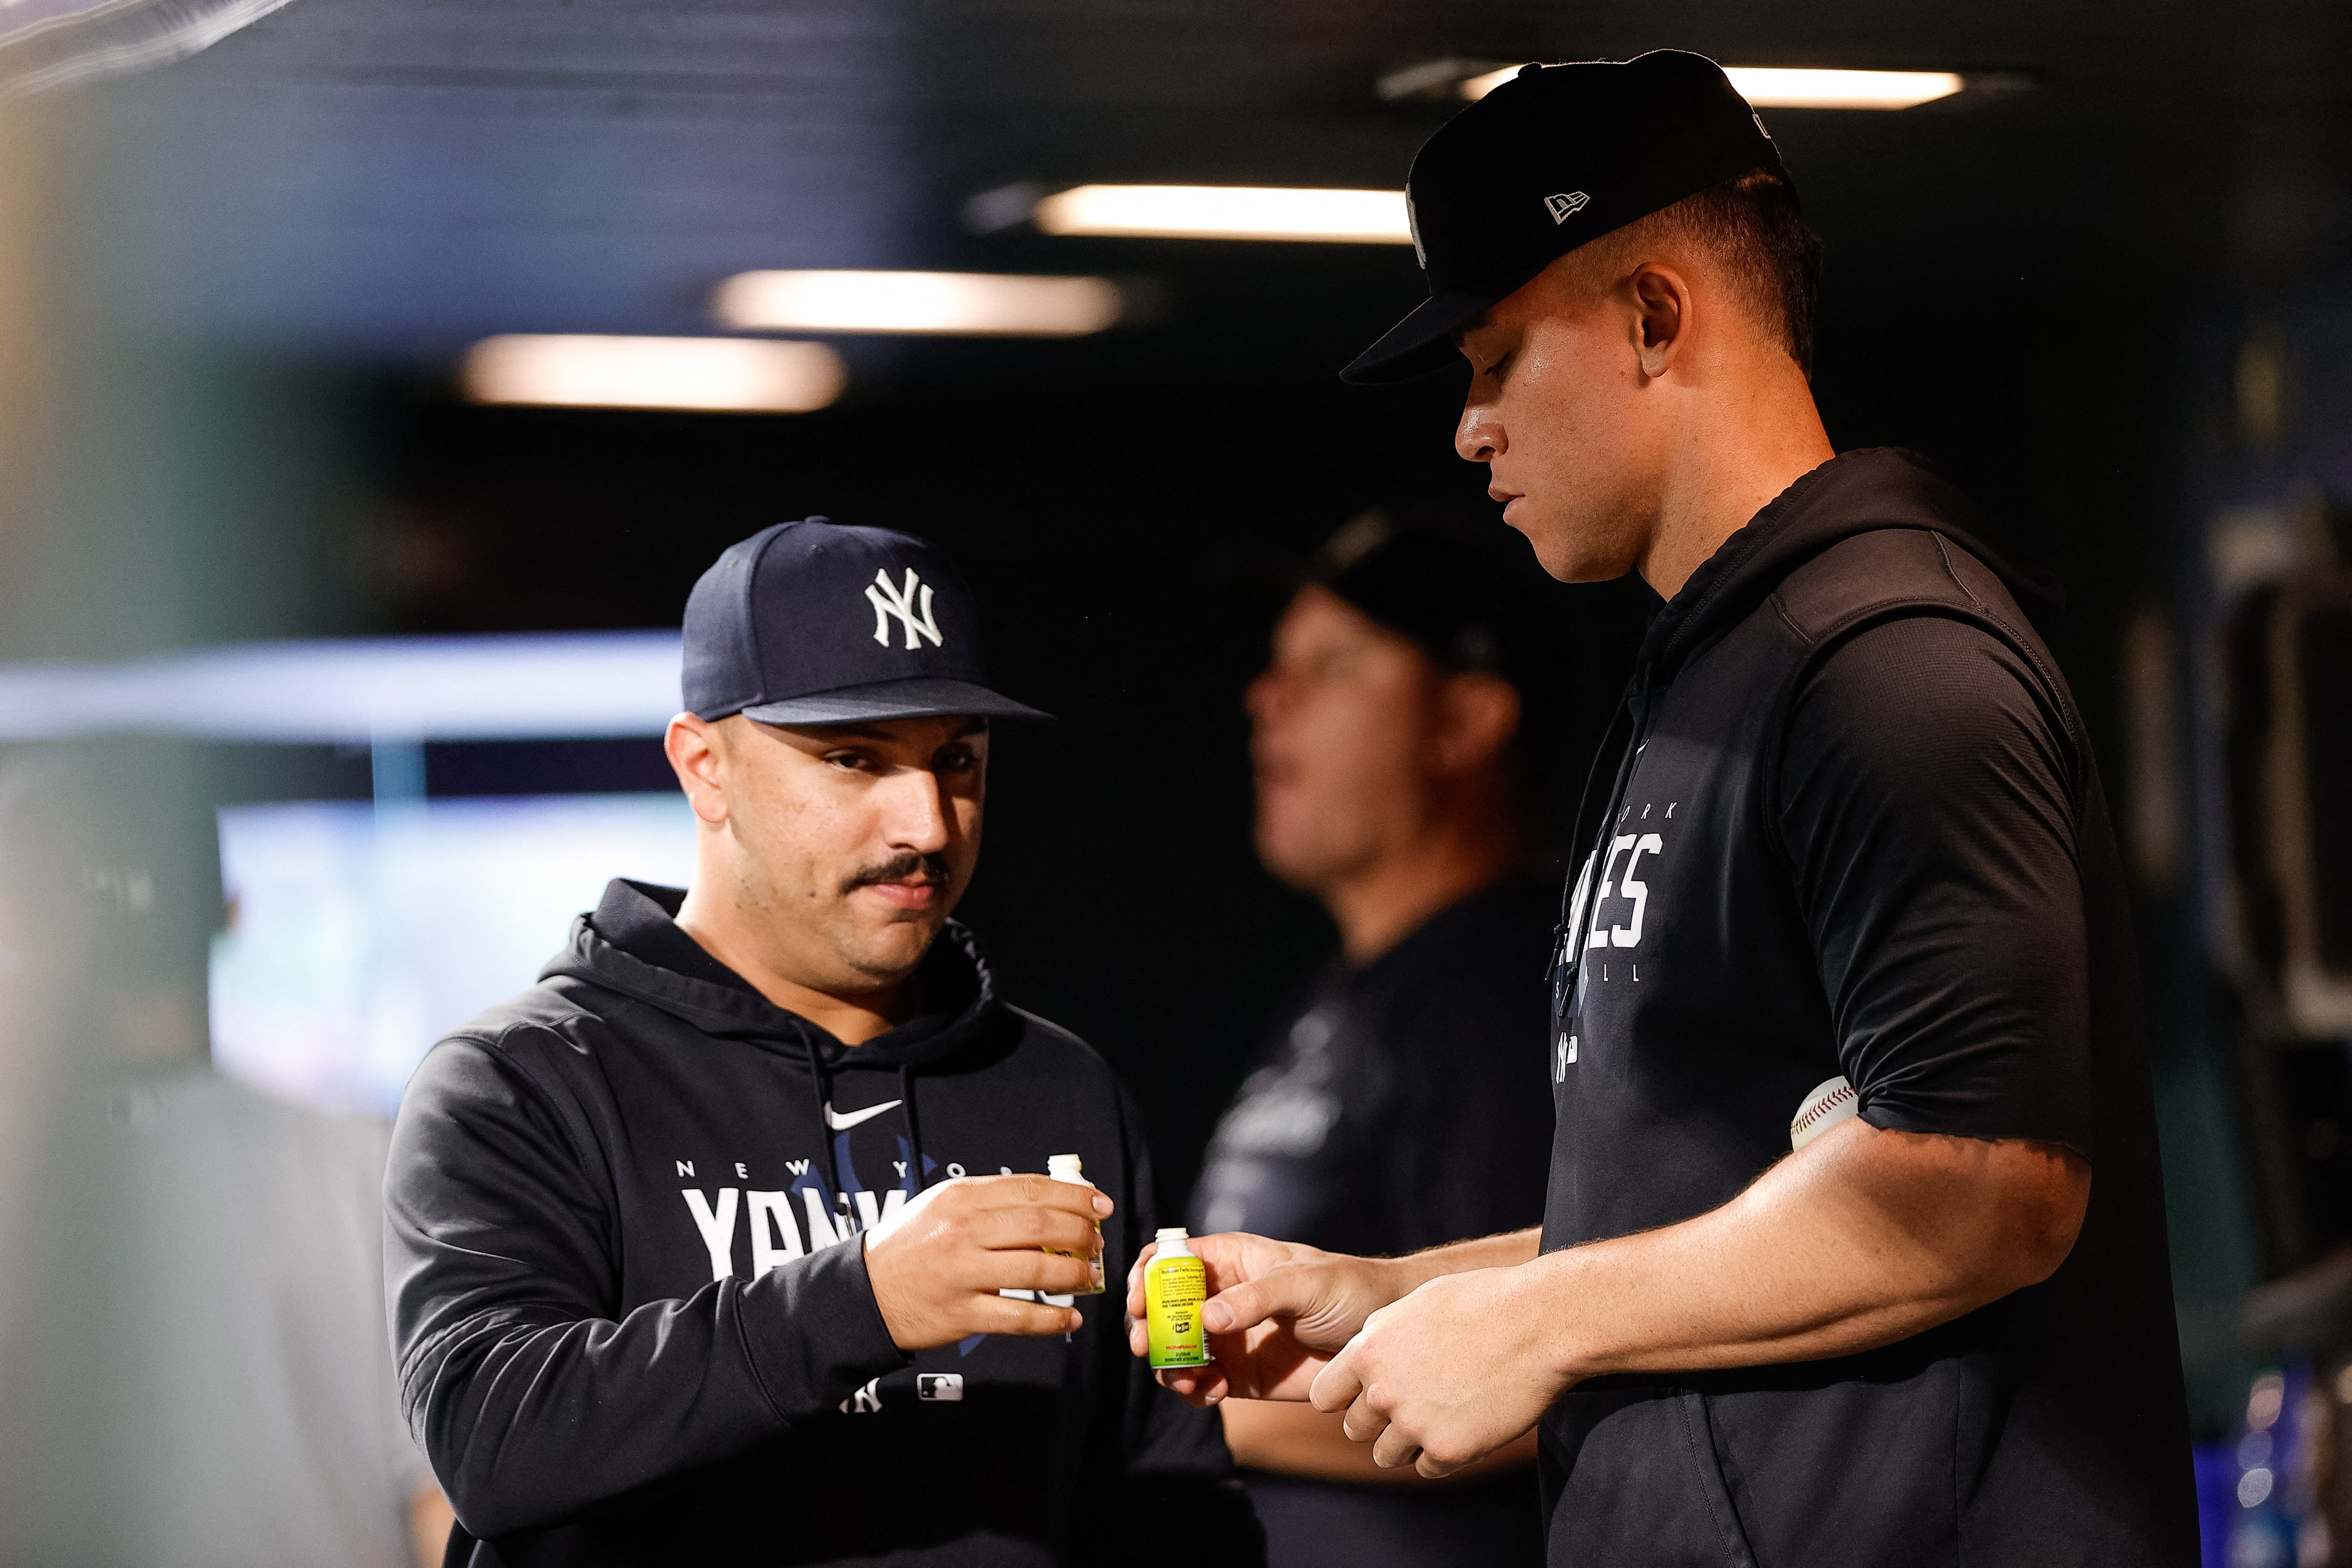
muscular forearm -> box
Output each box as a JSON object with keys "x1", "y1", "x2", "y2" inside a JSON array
[
  {"x1": 1389, "y1": 1228, "x2": 1541, "y2": 1295},
  {"x1": 1307, "y1": 1118, "x2": 2092, "y2": 1480},
  {"x1": 1222, "y1": 1400, "x2": 1536, "y2": 1485},
  {"x1": 1526, "y1": 1118, "x2": 2088, "y2": 1382}
]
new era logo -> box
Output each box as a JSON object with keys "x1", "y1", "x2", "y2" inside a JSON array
[
  {"x1": 866, "y1": 568, "x2": 944, "y2": 650},
  {"x1": 1544, "y1": 191, "x2": 1589, "y2": 225}
]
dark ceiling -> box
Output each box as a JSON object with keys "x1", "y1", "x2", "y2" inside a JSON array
[{"x1": 69, "y1": 0, "x2": 2352, "y2": 359}]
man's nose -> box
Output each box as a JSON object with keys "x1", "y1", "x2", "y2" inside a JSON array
[
  {"x1": 879, "y1": 767, "x2": 955, "y2": 851},
  {"x1": 1455, "y1": 403, "x2": 1505, "y2": 464}
]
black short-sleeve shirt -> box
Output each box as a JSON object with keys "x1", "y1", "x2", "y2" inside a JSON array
[
  {"x1": 1193, "y1": 874, "x2": 1558, "y2": 1568},
  {"x1": 1537, "y1": 454, "x2": 2192, "y2": 1567},
  {"x1": 1193, "y1": 874, "x2": 1557, "y2": 1255}
]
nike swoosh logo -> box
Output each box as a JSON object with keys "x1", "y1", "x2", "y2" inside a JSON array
[{"x1": 824, "y1": 1099, "x2": 902, "y2": 1131}]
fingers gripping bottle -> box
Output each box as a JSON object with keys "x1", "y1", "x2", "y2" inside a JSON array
[
  {"x1": 1045, "y1": 1153, "x2": 1106, "y2": 1294},
  {"x1": 1146, "y1": 1227, "x2": 1211, "y2": 1369}
]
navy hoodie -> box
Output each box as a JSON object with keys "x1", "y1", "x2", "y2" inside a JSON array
[
  {"x1": 1537, "y1": 450, "x2": 2195, "y2": 1565},
  {"x1": 385, "y1": 880, "x2": 1261, "y2": 1568}
]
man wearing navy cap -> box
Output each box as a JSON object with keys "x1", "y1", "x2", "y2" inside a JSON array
[
  {"x1": 1137, "y1": 51, "x2": 2197, "y2": 1565},
  {"x1": 387, "y1": 520, "x2": 1264, "y2": 1567}
]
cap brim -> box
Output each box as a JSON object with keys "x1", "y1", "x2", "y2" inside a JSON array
[
  {"x1": 737, "y1": 677, "x2": 1052, "y2": 726},
  {"x1": 1339, "y1": 266, "x2": 1549, "y2": 385}
]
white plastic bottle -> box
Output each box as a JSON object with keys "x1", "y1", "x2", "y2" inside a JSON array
[{"x1": 1045, "y1": 1153, "x2": 1105, "y2": 1295}]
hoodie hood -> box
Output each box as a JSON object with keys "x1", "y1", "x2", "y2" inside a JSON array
[
  {"x1": 1633, "y1": 448, "x2": 2062, "y2": 703},
  {"x1": 540, "y1": 878, "x2": 1005, "y2": 1073},
  {"x1": 541, "y1": 878, "x2": 1012, "y2": 1209}
]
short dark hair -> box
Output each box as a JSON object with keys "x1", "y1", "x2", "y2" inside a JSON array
[
  {"x1": 1629, "y1": 167, "x2": 1822, "y2": 376},
  {"x1": 1304, "y1": 515, "x2": 1564, "y2": 821}
]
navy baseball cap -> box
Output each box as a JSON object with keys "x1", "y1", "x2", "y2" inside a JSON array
[
  {"x1": 681, "y1": 519, "x2": 1050, "y2": 725},
  {"x1": 1343, "y1": 50, "x2": 1789, "y2": 384}
]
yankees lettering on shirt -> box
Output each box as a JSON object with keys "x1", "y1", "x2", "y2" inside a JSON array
[
  {"x1": 678, "y1": 1133, "x2": 1078, "y2": 1413},
  {"x1": 1553, "y1": 800, "x2": 1674, "y2": 1083},
  {"x1": 674, "y1": 1142, "x2": 1025, "y2": 1282},
  {"x1": 681, "y1": 1162, "x2": 1077, "y2": 1286}
]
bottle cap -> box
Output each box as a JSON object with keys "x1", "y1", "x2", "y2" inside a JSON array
[{"x1": 1048, "y1": 1153, "x2": 1087, "y2": 1182}]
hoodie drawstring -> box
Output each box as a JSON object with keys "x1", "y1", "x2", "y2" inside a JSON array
[
  {"x1": 805, "y1": 1050, "x2": 928, "y2": 1219},
  {"x1": 805, "y1": 1051, "x2": 847, "y2": 1214},
  {"x1": 898, "y1": 1064, "x2": 930, "y2": 1192}
]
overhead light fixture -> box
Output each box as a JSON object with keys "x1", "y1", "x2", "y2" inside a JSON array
[
  {"x1": 1721, "y1": 67, "x2": 1965, "y2": 109},
  {"x1": 461, "y1": 335, "x2": 844, "y2": 413},
  {"x1": 1453, "y1": 62, "x2": 1967, "y2": 110},
  {"x1": 712, "y1": 269, "x2": 1122, "y2": 337},
  {"x1": 1031, "y1": 184, "x2": 1412, "y2": 244}
]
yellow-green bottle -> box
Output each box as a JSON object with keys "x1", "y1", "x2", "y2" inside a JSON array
[
  {"x1": 1045, "y1": 1153, "x2": 1105, "y2": 1294},
  {"x1": 1146, "y1": 1227, "x2": 1210, "y2": 1368}
]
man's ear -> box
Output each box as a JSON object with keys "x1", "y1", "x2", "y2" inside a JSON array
[
  {"x1": 1431, "y1": 672, "x2": 1522, "y2": 777},
  {"x1": 665, "y1": 713, "x2": 729, "y2": 826},
  {"x1": 1627, "y1": 262, "x2": 1692, "y2": 380}
]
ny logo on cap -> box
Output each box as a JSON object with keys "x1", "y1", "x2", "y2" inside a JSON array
[
  {"x1": 866, "y1": 568, "x2": 945, "y2": 650},
  {"x1": 1544, "y1": 191, "x2": 1590, "y2": 225}
]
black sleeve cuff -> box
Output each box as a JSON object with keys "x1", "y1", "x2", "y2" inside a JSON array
[
  {"x1": 1859, "y1": 1105, "x2": 2093, "y2": 1165},
  {"x1": 736, "y1": 1239, "x2": 911, "y2": 1424}
]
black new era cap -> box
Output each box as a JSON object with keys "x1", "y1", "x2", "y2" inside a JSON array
[
  {"x1": 682, "y1": 519, "x2": 1049, "y2": 725},
  {"x1": 1343, "y1": 50, "x2": 1788, "y2": 384}
]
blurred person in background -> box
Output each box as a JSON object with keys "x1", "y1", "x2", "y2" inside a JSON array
[
  {"x1": 385, "y1": 520, "x2": 1262, "y2": 1568},
  {"x1": 0, "y1": 747, "x2": 449, "y2": 1568},
  {"x1": 1191, "y1": 517, "x2": 1558, "y2": 1568}
]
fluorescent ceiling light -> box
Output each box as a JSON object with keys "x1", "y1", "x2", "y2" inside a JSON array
[
  {"x1": 1460, "y1": 64, "x2": 1966, "y2": 110},
  {"x1": 461, "y1": 335, "x2": 844, "y2": 413},
  {"x1": 713, "y1": 270, "x2": 1122, "y2": 337},
  {"x1": 1726, "y1": 67, "x2": 1964, "y2": 109},
  {"x1": 1033, "y1": 184, "x2": 1412, "y2": 244}
]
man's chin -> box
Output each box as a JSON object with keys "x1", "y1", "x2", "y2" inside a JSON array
[
  {"x1": 1254, "y1": 831, "x2": 1357, "y2": 900},
  {"x1": 1533, "y1": 534, "x2": 1637, "y2": 585},
  {"x1": 836, "y1": 913, "x2": 946, "y2": 983},
  {"x1": 1502, "y1": 501, "x2": 1624, "y2": 584}
]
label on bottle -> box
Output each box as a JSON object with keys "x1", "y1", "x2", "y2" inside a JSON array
[
  {"x1": 1146, "y1": 1254, "x2": 1211, "y2": 1368},
  {"x1": 1043, "y1": 1165, "x2": 1105, "y2": 1294}
]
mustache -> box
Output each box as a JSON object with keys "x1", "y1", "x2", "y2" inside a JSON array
[{"x1": 841, "y1": 850, "x2": 954, "y2": 897}]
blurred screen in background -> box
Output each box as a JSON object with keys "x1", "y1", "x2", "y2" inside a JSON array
[{"x1": 211, "y1": 793, "x2": 695, "y2": 1117}]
